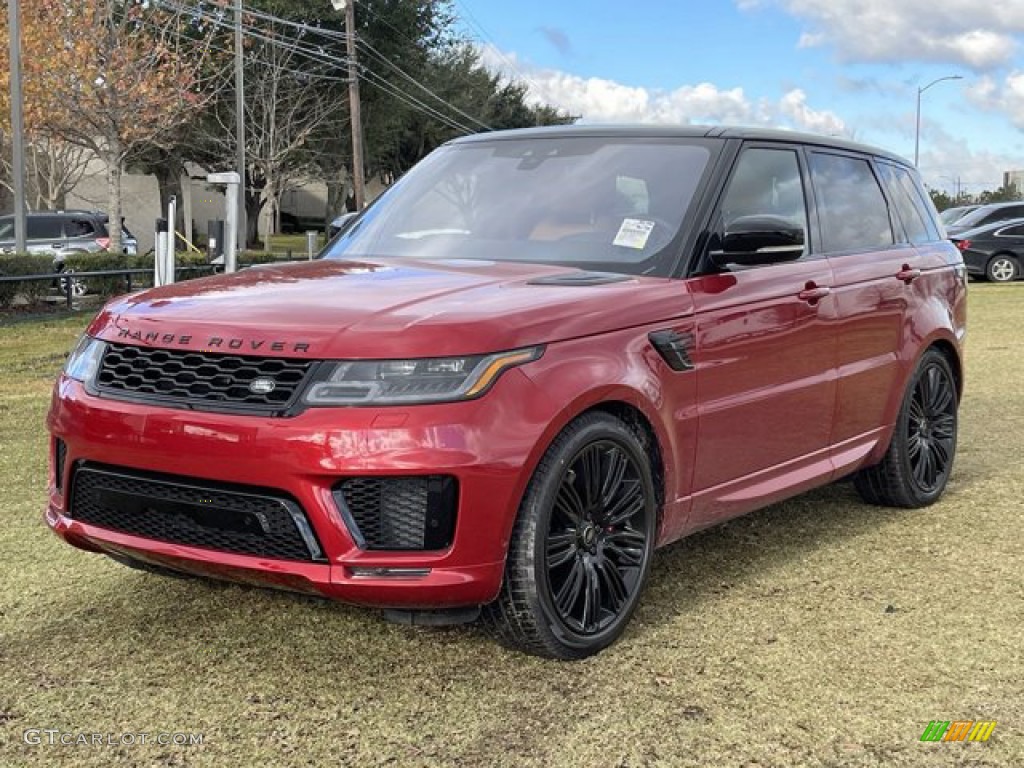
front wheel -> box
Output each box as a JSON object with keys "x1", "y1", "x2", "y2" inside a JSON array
[
  {"x1": 482, "y1": 413, "x2": 658, "y2": 659},
  {"x1": 854, "y1": 348, "x2": 958, "y2": 507}
]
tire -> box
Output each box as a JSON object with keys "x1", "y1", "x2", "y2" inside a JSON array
[
  {"x1": 57, "y1": 267, "x2": 88, "y2": 298},
  {"x1": 482, "y1": 412, "x2": 658, "y2": 659},
  {"x1": 854, "y1": 348, "x2": 958, "y2": 508},
  {"x1": 986, "y1": 254, "x2": 1019, "y2": 282}
]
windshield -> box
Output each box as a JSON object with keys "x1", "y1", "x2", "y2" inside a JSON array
[{"x1": 322, "y1": 137, "x2": 713, "y2": 276}]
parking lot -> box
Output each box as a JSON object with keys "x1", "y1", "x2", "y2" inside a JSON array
[{"x1": 1, "y1": 284, "x2": 1021, "y2": 767}]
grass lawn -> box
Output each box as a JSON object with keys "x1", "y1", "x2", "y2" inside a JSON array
[{"x1": 1, "y1": 286, "x2": 1021, "y2": 767}]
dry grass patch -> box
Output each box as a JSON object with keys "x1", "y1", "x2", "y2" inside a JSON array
[{"x1": 1, "y1": 288, "x2": 1021, "y2": 767}]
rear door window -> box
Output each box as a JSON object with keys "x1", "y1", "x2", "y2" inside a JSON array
[
  {"x1": 809, "y1": 152, "x2": 894, "y2": 253},
  {"x1": 26, "y1": 216, "x2": 64, "y2": 240}
]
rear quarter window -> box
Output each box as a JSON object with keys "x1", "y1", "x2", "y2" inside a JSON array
[{"x1": 877, "y1": 162, "x2": 941, "y2": 244}]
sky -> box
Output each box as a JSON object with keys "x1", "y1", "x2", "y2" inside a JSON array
[{"x1": 452, "y1": 0, "x2": 1024, "y2": 196}]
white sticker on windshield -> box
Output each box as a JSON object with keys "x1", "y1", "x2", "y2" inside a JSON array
[{"x1": 613, "y1": 218, "x2": 656, "y2": 249}]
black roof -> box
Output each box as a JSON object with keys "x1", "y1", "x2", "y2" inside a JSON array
[{"x1": 450, "y1": 124, "x2": 911, "y2": 167}]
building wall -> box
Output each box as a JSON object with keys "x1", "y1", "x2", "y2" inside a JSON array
[{"x1": 1003, "y1": 170, "x2": 1024, "y2": 195}]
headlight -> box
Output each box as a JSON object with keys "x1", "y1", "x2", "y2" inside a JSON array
[
  {"x1": 64, "y1": 335, "x2": 105, "y2": 383},
  {"x1": 304, "y1": 347, "x2": 543, "y2": 406}
]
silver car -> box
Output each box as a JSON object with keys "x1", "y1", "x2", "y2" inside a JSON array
[
  {"x1": 0, "y1": 210, "x2": 138, "y2": 259},
  {"x1": 0, "y1": 210, "x2": 139, "y2": 297}
]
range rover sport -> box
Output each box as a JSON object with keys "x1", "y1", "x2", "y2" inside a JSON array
[{"x1": 46, "y1": 126, "x2": 966, "y2": 659}]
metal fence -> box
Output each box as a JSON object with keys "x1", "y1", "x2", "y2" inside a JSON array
[{"x1": 0, "y1": 266, "x2": 221, "y2": 309}]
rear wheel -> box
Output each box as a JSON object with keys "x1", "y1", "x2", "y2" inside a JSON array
[
  {"x1": 986, "y1": 254, "x2": 1019, "y2": 282},
  {"x1": 854, "y1": 349, "x2": 958, "y2": 507},
  {"x1": 482, "y1": 413, "x2": 657, "y2": 659}
]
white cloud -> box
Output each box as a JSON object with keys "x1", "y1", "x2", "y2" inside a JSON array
[
  {"x1": 748, "y1": 0, "x2": 1024, "y2": 70},
  {"x1": 967, "y1": 71, "x2": 1024, "y2": 129},
  {"x1": 778, "y1": 89, "x2": 846, "y2": 135},
  {"x1": 478, "y1": 46, "x2": 847, "y2": 136}
]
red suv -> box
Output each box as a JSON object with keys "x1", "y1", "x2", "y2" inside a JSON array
[{"x1": 47, "y1": 127, "x2": 966, "y2": 659}]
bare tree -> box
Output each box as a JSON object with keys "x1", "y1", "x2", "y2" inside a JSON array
[
  {"x1": 205, "y1": 15, "x2": 350, "y2": 246},
  {"x1": 0, "y1": 136, "x2": 95, "y2": 210}
]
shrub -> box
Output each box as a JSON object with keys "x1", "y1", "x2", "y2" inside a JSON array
[
  {"x1": 62, "y1": 253, "x2": 150, "y2": 299},
  {"x1": 0, "y1": 254, "x2": 60, "y2": 309},
  {"x1": 59, "y1": 253, "x2": 218, "y2": 298}
]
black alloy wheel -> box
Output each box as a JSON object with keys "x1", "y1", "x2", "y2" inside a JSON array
[
  {"x1": 855, "y1": 348, "x2": 958, "y2": 507},
  {"x1": 483, "y1": 413, "x2": 657, "y2": 659},
  {"x1": 905, "y1": 360, "x2": 958, "y2": 494}
]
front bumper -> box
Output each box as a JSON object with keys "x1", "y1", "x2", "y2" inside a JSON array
[{"x1": 46, "y1": 370, "x2": 554, "y2": 609}]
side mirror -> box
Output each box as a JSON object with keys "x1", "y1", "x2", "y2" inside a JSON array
[{"x1": 710, "y1": 214, "x2": 805, "y2": 267}]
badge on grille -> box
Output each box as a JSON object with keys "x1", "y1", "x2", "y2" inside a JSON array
[{"x1": 249, "y1": 378, "x2": 277, "y2": 395}]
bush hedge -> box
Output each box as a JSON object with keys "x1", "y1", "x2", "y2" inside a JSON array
[
  {"x1": 0, "y1": 254, "x2": 61, "y2": 309},
  {"x1": 0, "y1": 250, "x2": 301, "y2": 307}
]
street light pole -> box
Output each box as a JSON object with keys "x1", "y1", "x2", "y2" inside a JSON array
[
  {"x1": 915, "y1": 75, "x2": 963, "y2": 167},
  {"x1": 7, "y1": 0, "x2": 27, "y2": 253},
  {"x1": 235, "y1": 0, "x2": 247, "y2": 249},
  {"x1": 331, "y1": 0, "x2": 365, "y2": 211}
]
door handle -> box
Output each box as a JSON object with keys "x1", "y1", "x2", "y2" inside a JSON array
[
  {"x1": 798, "y1": 284, "x2": 831, "y2": 303},
  {"x1": 896, "y1": 265, "x2": 922, "y2": 283}
]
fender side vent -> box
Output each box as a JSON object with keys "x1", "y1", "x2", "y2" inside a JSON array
[{"x1": 649, "y1": 329, "x2": 695, "y2": 372}]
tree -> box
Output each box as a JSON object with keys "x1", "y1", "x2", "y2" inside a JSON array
[
  {"x1": 1, "y1": 0, "x2": 224, "y2": 251},
  {"x1": 202, "y1": 7, "x2": 353, "y2": 246},
  {"x1": 0, "y1": 133, "x2": 93, "y2": 209}
]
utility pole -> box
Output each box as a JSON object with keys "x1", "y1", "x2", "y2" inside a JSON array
[
  {"x1": 235, "y1": 0, "x2": 247, "y2": 248},
  {"x1": 7, "y1": 0, "x2": 26, "y2": 253},
  {"x1": 331, "y1": 0, "x2": 365, "y2": 210}
]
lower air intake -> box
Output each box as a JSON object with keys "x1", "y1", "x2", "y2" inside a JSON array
[{"x1": 333, "y1": 476, "x2": 457, "y2": 551}]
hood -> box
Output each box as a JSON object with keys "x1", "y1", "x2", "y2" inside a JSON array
[{"x1": 88, "y1": 258, "x2": 693, "y2": 359}]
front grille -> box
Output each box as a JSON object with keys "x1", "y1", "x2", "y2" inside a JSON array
[
  {"x1": 94, "y1": 343, "x2": 315, "y2": 414},
  {"x1": 70, "y1": 465, "x2": 324, "y2": 561},
  {"x1": 54, "y1": 438, "x2": 67, "y2": 493},
  {"x1": 334, "y1": 476, "x2": 457, "y2": 551}
]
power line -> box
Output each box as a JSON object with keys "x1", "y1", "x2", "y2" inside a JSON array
[
  {"x1": 356, "y1": 39, "x2": 492, "y2": 131},
  {"x1": 451, "y1": 0, "x2": 543, "y2": 95},
  {"x1": 158, "y1": 0, "x2": 487, "y2": 133}
]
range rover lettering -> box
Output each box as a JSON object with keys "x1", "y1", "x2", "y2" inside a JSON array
[{"x1": 47, "y1": 126, "x2": 967, "y2": 659}]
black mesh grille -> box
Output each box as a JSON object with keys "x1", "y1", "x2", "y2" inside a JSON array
[
  {"x1": 94, "y1": 343, "x2": 315, "y2": 414},
  {"x1": 334, "y1": 476, "x2": 457, "y2": 551},
  {"x1": 70, "y1": 465, "x2": 324, "y2": 561},
  {"x1": 54, "y1": 438, "x2": 67, "y2": 492}
]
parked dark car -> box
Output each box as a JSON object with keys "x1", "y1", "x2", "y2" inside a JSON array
[
  {"x1": 327, "y1": 211, "x2": 358, "y2": 239},
  {"x1": 279, "y1": 211, "x2": 326, "y2": 234},
  {"x1": 47, "y1": 126, "x2": 966, "y2": 659},
  {"x1": 945, "y1": 201, "x2": 1024, "y2": 236},
  {"x1": 950, "y1": 218, "x2": 1024, "y2": 282},
  {"x1": 939, "y1": 204, "x2": 980, "y2": 227}
]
